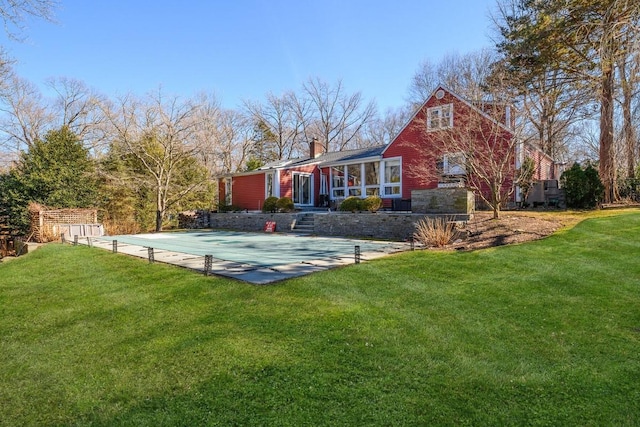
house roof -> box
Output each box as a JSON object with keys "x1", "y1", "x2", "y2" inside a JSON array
[
  {"x1": 219, "y1": 144, "x2": 388, "y2": 178},
  {"x1": 305, "y1": 145, "x2": 387, "y2": 167},
  {"x1": 253, "y1": 144, "x2": 387, "y2": 171},
  {"x1": 256, "y1": 157, "x2": 307, "y2": 171}
]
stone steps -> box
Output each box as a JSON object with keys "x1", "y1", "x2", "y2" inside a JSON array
[{"x1": 293, "y1": 213, "x2": 315, "y2": 233}]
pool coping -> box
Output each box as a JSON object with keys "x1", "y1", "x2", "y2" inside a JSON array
[{"x1": 77, "y1": 234, "x2": 412, "y2": 284}]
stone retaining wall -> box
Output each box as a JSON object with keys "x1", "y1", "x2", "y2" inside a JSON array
[
  {"x1": 207, "y1": 212, "x2": 298, "y2": 233},
  {"x1": 206, "y1": 211, "x2": 470, "y2": 241},
  {"x1": 411, "y1": 188, "x2": 475, "y2": 214},
  {"x1": 313, "y1": 212, "x2": 421, "y2": 240}
]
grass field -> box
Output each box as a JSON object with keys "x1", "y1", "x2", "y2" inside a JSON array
[{"x1": 1, "y1": 210, "x2": 639, "y2": 426}]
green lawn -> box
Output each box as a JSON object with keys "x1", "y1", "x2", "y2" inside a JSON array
[{"x1": 1, "y1": 211, "x2": 639, "y2": 426}]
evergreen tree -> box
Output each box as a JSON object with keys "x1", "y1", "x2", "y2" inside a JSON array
[
  {"x1": 18, "y1": 126, "x2": 97, "y2": 207},
  {"x1": 0, "y1": 126, "x2": 97, "y2": 233},
  {"x1": 496, "y1": 0, "x2": 640, "y2": 203},
  {"x1": 560, "y1": 162, "x2": 604, "y2": 209}
]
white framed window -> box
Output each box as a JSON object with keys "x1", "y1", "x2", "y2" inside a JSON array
[
  {"x1": 224, "y1": 177, "x2": 232, "y2": 205},
  {"x1": 331, "y1": 165, "x2": 345, "y2": 198},
  {"x1": 382, "y1": 158, "x2": 401, "y2": 197},
  {"x1": 329, "y1": 160, "x2": 398, "y2": 199},
  {"x1": 364, "y1": 162, "x2": 380, "y2": 196},
  {"x1": 265, "y1": 172, "x2": 275, "y2": 198},
  {"x1": 443, "y1": 152, "x2": 466, "y2": 176},
  {"x1": 427, "y1": 104, "x2": 453, "y2": 131},
  {"x1": 347, "y1": 164, "x2": 361, "y2": 197}
]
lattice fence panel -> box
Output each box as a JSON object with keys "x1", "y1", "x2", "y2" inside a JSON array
[{"x1": 30, "y1": 206, "x2": 98, "y2": 242}]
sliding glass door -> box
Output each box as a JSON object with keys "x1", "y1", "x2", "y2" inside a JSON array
[{"x1": 292, "y1": 173, "x2": 313, "y2": 206}]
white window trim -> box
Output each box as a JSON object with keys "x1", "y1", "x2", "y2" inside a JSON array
[
  {"x1": 327, "y1": 158, "x2": 402, "y2": 200},
  {"x1": 224, "y1": 177, "x2": 232, "y2": 205},
  {"x1": 347, "y1": 164, "x2": 362, "y2": 197},
  {"x1": 427, "y1": 103, "x2": 453, "y2": 131},
  {"x1": 443, "y1": 152, "x2": 466, "y2": 176},
  {"x1": 274, "y1": 170, "x2": 280, "y2": 198},
  {"x1": 265, "y1": 171, "x2": 275, "y2": 199},
  {"x1": 330, "y1": 165, "x2": 346, "y2": 199},
  {"x1": 292, "y1": 172, "x2": 314, "y2": 206},
  {"x1": 381, "y1": 157, "x2": 402, "y2": 198},
  {"x1": 363, "y1": 162, "x2": 380, "y2": 195}
]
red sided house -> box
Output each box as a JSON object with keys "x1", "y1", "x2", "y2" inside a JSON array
[{"x1": 217, "y1": 86, "x2": 555, "y2": 211}]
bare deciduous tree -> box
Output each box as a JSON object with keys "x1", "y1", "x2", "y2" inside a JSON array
[
  {"x1": 300, "y1": 77, "x2": 376, "y2": 152},
  {"x1": 0, "y1": 75, "x2": 110, "y2": 167},
  {"x1": 365, "y1": 105, "x2": 413, "y2": 146},
  {"x1": 0, "y1": 0, "x2": 58, "y2": 40},
  {"x1": 0, "y1": 74, "x2": 52, "y2": 156},
  {"x1": 243, "y1": 91, "x2": 306, "y2": 161},
  {"x1": 408, "y1": 49, "x2": 498, "y2": 107},
  {"x1": 213, "y1": 108, "x2": 254, "y2": 174},
  {"x1": 46, "y1": 77, "x2": 109, "y2": 155},
  {"x1": 191, "y1": 91, "x2": 222, "y2": 177},
  {"x1": 103, "y1": 91, "x2": 210, "y2": 231}
]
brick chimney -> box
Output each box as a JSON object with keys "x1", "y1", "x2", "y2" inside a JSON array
[{"x1": 310, "y1": 137, "x2": 324, "y2": 158}]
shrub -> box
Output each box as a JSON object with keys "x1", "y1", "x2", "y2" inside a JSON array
[
  {"x1": 560, "y1": 162, "x2": 604, "y2": 209},
  {"x1": 262, "y1": 196, "x2": 278, "y2": 213},
  {"x1": 618, "y1": 178, "x2": 640, "y2": 202},
  {"x1": 413, "y1": 216, "x2": 457, "y2": 247},
  {"x1": 516, "y1": 156, "x2": 536, "y2": 206},
  {"x1": 276, "y1": 197, "x2": 294, "y2": 212},
  {"x1": 362, "y1": 196, "x2": 382, "y2": 212},
  {"x1": 339, "y1": 196, "x2": 363, "y2": 212},
  {"x1": 218, "y1": 202, "x2": 242, "y2": 212}
]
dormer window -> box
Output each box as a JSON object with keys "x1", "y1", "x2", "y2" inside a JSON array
[{"x1": 427, "y1": 104, "x2": 453, "y2": 131}]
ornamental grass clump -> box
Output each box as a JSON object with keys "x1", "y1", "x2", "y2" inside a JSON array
[{"x1": 413, "y1": 216, "x2": 457, "y2": 247}]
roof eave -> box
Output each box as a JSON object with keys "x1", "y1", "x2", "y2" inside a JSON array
[{"x1": 319, "y1": 155, "x2": 383, "y2": 167}]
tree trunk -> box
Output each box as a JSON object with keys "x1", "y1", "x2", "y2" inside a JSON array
[
  {"x1": 620, "y1": 64, "x2": 636, "y2": 179},
  {"x1": 623, "y1": 95, "x2": 636, "y2": 179},
  {"x1": 599, "y1": 63, "x2": 615, "y2": 204},
  {"x1": 492, "y1": 181, "x2": 501, "y2": 219},
  {"x1": 155, "y1": 185, "x2": 163, "y2": 232},
  {"x1": 155, "y1": 210, "x2": 162, "y2": 232}
]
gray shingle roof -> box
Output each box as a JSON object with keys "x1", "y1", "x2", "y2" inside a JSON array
[
  {"x1": 316, "y1": 145, "x2": 387, "y2": 165},
  {"x1": 255, "y1": 144, "x2": 387, "y2": 171}
]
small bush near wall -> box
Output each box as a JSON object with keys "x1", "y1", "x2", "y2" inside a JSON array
[
  {"x1": 339, "y1": 197, "x2": 362, "y2": 212},
  {"x1": 218, "y1": 201, "x2": 242, "y2": 213},
  {"x1": 276, "y1": 197, "x2": 294, "y2": 212},
  {"x1": 262, "y1": 197, "x2": 278, "y2": 213},
  {"x1": 363, "y1": 196, "x2": 382, "y2": 212}
]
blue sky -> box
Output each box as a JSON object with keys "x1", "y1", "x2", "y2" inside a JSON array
[{"x1": 2, "y1": 0, "x2": 497, "y2": 112}]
